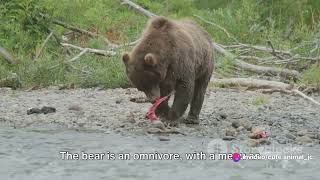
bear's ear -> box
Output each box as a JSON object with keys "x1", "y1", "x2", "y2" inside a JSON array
[
  {"x1": 151, "y1": 16, "x2": 169, "y2": 29},
  {"x1": 122, "y1": 52, "x2": 130, "y2": 64},
  {"x1": 144, "y1": 53, "x2": 157, "y2": 67}
]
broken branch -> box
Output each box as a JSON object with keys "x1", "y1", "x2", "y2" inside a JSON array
[
  {"x1": 193, "y1": 14, "x2": 238, "y2": 42},
  {"x1": 61, "y1": 43, "x2": 116, "y2": 57},
  {"x1": 40, "y1": 13, "x2": 117, "y2": 47},
  {"x1": 34, "y1": 32, "x2": 53, "y2": 61},
  {"x1": 0, "y1": 46, "x2": 20, "y2": 64},
  {"x1": 212, "y1": 43, "x2": 301, "y2": 79},
  {"x1": 121, "y1": 0, "x2": 156, "y2": 18}
]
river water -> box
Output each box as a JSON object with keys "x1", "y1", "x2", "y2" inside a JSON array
[{"x1": 1, "y1": 126, "x2": 319, "y2": 180}]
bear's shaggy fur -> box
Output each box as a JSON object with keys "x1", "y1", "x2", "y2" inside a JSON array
[{"x1": 122, "y1": 16, "x2": 214, "y2": 125}]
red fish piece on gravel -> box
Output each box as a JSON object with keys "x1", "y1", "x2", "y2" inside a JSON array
[{"x1": 146, "y1": 95, "x2": 170, "y2": 122}]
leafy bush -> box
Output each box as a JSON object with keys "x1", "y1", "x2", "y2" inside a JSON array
[{"x1": 0, "y1": 0, "x2": 50, "y2": 56}]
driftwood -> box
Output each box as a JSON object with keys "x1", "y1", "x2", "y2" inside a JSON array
[
  {"x1": 121, "y1": 0, "x2": 156, "y2": 18},
  {"x1": 211, "y1": 43, "x2": 301, "y2": 79},
  {"x1": 211, "y1": 78, "x2": 293, "y2": 90},
  {"x1": 61, "y1": 43, "x2": 116, "y2": 57},
  {"x1": 50, "y1": 48, "x2": 89, "y2": 70},
  {"x1": 50, "y1": 43, "x2": 116, "y2": 70},
  {"x1": 0, "y1": 46, "x2": 20, "y2": 64},
  {"x1": 211, "y1": 78, "x2": 320, "y2": 106}
]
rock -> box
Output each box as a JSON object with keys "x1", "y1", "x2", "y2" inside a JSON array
[
  {"x1": 130, "y1": 97, "x2": 149, "y2": 103},
  {"x1": 147, "y1": 128, "x2": 163, "y2": 134},
  {"x1": 41, "y1": 106, "x2": 56, "y2": 114},
  {"x1": 27, "y1": 106, "x2": 56, "y2": 115},
  {"x1": 240, "y1": 119, "x2": 252, "y2": 131},
  {"x1": 27, "y1": 108, "x2": 42, "y2": 115},
  {"x1": 237, "y1": 126, "x2": 245, "y2": 132},
  {"x1": 248, "y1": 139, "x2": 259, "y2": 147},
  {"x1": 232, "y1": 119, "x2": 252, "y2": 131},
  {"x1": 285, "y1": 133, "x2": 296, "y2": 140},
  {"x1": 305, "y1": 143, "x2": 314, "y2": 147},
  {"x1": 225, "y1": 128, "x2": 236, "y2": 136},
  {"x1": 248, "y1": 138, "x2": 271, "y2": 147},
  {"x1": 68, "y1": 104, "x2": 82, "y2": 111},
  {"x1": 284, "y1": 130, "x2": 297, "y2": 140},
  {"x1": 297, "y1": 129, "x2": 318, "y2": 139},
  {"x1": 231, "y1": 120, "x2": 240, "y2": 128},
  {"x1": 277, "y1": 138, "x2": 287, "y2": 144},
  {"x1": 158, "y1": 136, "x2": 170, "y2": 141},
  {"x1": 221, "y1": 121, "x2": 232, "y2": 127},
  {"x1": 222, "y1": 136, "x2": 235, "y2": 141},
  {"x1": 219, "y1": 112, "x2": 227, "y2": 119},
  {"x1": 297, "y1": 129, "x2": 308, "y2": 136},
  {"x1": 251, "y1": 127, "x2": 263, "y2": 134},
  {"x1": 151, "y1": 121, "x2": 165, "y2": 130},
  {"x1": 296, "y1": 136, "x2": 313, "y2": 145},
  {"x1": 115, "y1": 99, "x2": 123, "y2": 104},
  {"x1": 258, "y1": 138, "x2": 271, "y2": 145}
]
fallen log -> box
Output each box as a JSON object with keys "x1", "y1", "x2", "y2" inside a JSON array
[
  {"x1": 210, "y1": 78, "x2": 320, "y2": 106},
  {"x1": 211, "y1": 78, "x2": 293, "y2": 90}
]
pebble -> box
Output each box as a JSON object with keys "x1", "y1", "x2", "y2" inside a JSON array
[
  {"x1": 232, "y1": 119, "x2": 252, "y2": 131},
  {"x1": 277, "y1": 138, "x2": 287, "y2": 144},
  {"x1": 147, "y1": 128, "x2": 162, "y2": 134},
  {"x1": 219, "y1": 112, "x2": 228, "y2": 119},
  {"x1": 231, "y1": 120, "x2": 240, "y2": 128},
  {"x1": 285, "y1": 133, "x2": 296, "y2": 140},
  {"x1": 237, "y1": 126, "x2": 245, "y2": 132},
  {"x1": 68, "y1": 104, "x2": 82, "y2": 111},
  {"x1": 297, "y1": 129, "x2": 308, "y2": 136},
  {"x1": 225, "y1": 128, "x2": 236, "y2": 136},
  {"x1": 222, "y1": 136, "x2": 235, "y2": 141},
  {"x1": 240, "y1": 119, "x2": 252, "y2": 131},
  {"x1": 158, "y1": 136, "x2": 170, "y2": 141},
  {"x1": 296, "y1": 136, "x2": 313, "y2": 145},
  {"x1": 248, "y1": 138, "x2": 271, "y2": 147}
]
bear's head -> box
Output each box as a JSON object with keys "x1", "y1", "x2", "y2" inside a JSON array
[{"x1": 121, "y1": 17, "x2": 172, "y2": 102}]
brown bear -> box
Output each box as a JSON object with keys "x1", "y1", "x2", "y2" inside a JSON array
[{"x1": 122, "y1": 16, "x2": 214, "y2": 125}]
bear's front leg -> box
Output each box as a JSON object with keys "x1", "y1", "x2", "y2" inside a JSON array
[
  {"x1": 167, "y1": 79, "x2": 194, "y2": 126},
  {"x1": 155, "y1": 85, "x2": 174, "y2": 118}
]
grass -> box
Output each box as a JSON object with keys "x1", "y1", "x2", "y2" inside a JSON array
[
  {"x1": 252, "y1": 95, "x2": 269, "y2": 106},
  {"x1": 1, "y1": 0, "x2": 320, "y2": 89}
]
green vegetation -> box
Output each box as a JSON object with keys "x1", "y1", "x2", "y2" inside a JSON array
[
  {"x1": 0, "y1": 0, "x2": 320, "y2": 89},
  {"x1": 252, "y1": 95, "x2": 269, "y2": 106}
]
